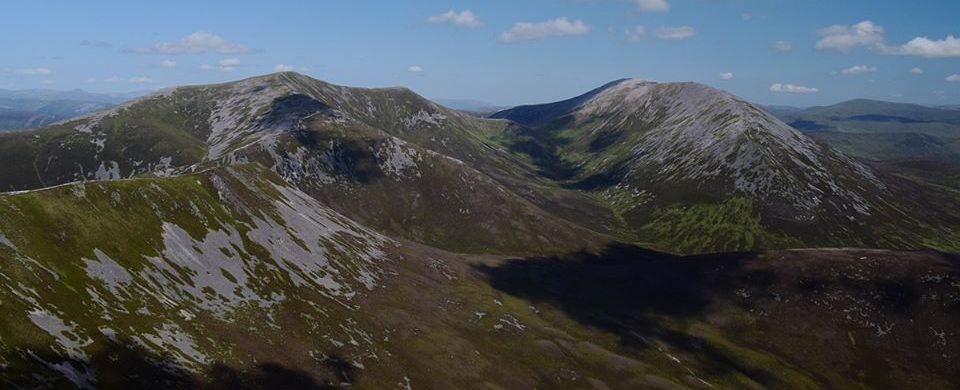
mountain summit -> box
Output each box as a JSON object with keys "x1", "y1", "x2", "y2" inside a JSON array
[
  {"x1": 0, "y1": 73, "x2": 959, "y2": 389},
  {"x1": 493, "y1": 78, "x2": 960, "y2": 252},
  {"x1": 0, "y1": 74, "x2": 957, "y2": 253}
]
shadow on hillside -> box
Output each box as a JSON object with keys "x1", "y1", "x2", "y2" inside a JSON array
[
  {"x1": 1, "y1": 338, "x2": 356, "y2": 390},
  {"x1": 473, "y1": 242, "x2": 794, "y2": 381},
  {"x1": 473, "y1": 243, "x2": 769, "y2": 344},
  {"x1": 474, "y1": 243, "x2": 960, "y2": 386}
]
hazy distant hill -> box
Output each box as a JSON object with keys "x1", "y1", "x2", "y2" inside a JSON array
[
  {"x1": 760, "y1": 104, "x2": 804, "y2": 117},
  {"x1": 434, "y1": 98, "x2": 507, "y2": 116},
  {"x1": 772, "y1": 99, "x2": 960, "y2": 162},
  {"x1": 0, "y1": 89, "x2": 145, "y2": 131}
]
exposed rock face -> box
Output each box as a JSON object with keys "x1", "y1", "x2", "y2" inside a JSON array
[{"x1": 493, "y1": 79, "x2": 960, "y2": 252}]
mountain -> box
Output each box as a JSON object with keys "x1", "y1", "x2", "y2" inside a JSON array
[
  {"x1": 491, "y1": 79, "x2": 960, "y2": 253},
  {"x1": 0, "y1": 73, "x2": 609, "y2": 254},
  {"x1": 3, "y1": 74, "x2": 959, "y2": 255},
  {"x1": 1, "y1": 169, "x2": 958, "y2": 388},
  {"x1": 775, "y1": 99, "x2": 960, "y2": 162},
  {"x1": 1, "y1": 73, "x2": 960, "y2": 388},
  {"x1": 760, "y1": 104, "x2": 804, "y2": 117},
  {"x1": 0, "y1": 89, "x2": 136, "y2": 131}
]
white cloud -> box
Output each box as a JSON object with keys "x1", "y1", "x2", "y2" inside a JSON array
[
  {"x1": 159, "y1": 59, "x2": 177, "y2": 68},
  {"x1": 772, "y1": 40, "x2": 793, "y2": 52},
  {"x1": 500, "y1": 17, "x2": 591, "y2": 43},
  {"x1": 841, "y1": 65, "x2": 878, "y2": 75},
  {"x1": 274, "y1": 64, "x2": 295, "y2": 72},
  {"x1": 815, "y1": 21, "x2": 960, "y2": 58},
  {"x1": 428, "y1": 10, "x2": 480, "y2": 28},
  {"x1": 128, "y1": 76, "x2": 154, "y2": 84},
  {"x1": 741, "y1": 13, "x2": 754, "y2": 21},
  {"x1": 16, "y1": 67, "x2": 53, "y2": 75},
  {"x1": 720, "y1": 72, "x2": 734, "y2": 80},
  {"x1": 199, "y1": 64, "x2": 213, "y2": 70},
  {"x1": 815, "y1": 21, "x2": 885, "y2": 52},
  {"x1": 636, "y1": 0, "x2": 670, "y2": 12},
  {"x1": 886, "y1": 35, "x2": 960, "y2": 58},
  {"x1": 218, "y1": 58, "x2": 240, "y2": 72},
  {"x1": 770, "y1": 83, "x2": 818, "y2": 94},
  {"x1": 131, "y1": 32, "x2": 250, "y2": 54},
  {"x1": 408, "y1": 65, "x2": 424, "y2": 73},
  {"x1": 911, "y1": 67, "x2": 924, "y2": 75},
  {"x1": 655, "y1": 26, "x2": 695, "y2": 40},
  {"x1": 947, "y1": 75, "x2": 960, "y2": 82},
  {"x1": 625, "y1": 26, "x2": 646, "y2": 42}
]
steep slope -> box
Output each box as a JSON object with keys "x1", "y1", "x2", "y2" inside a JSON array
[
  {"x1": 492, "y1": 79, "x2": 960, "y2": 253},
  {"x1": 0, "y1": 164, "x2": 397, "y2": 387},
  {"x1": 0, "y1": 73, "x2": 608, "y2": 254},
  {"x1": 1, "y1": 169, "x2": 958, "y2": 389},
  {"x1": 2, "y1": 174, "x2": 958, "y2": 389}
]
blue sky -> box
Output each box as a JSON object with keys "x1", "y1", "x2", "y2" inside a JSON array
[{"x1": 1, "y1": 0, "x2": 959, "y2": 107}]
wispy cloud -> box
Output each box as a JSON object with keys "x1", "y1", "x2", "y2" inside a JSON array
[
  {"x1": 159, "y1": 59, "x2": 177, "y2": 68},
  {"x1": 947, "y1": 74, "x2": 960, "y2": 82},
  {"x1": 80, "y1": 40, "x2": 113, "y2": 49},
  {"x1": 101, "y1": 76, "x2": 154, "y2": 84},
  {"x1": 719, "y1": 72, "x2": 734, "y2": 80},
  {"x1": 841, "y1": 65, "x2": 878, "y2": 75},
  {"x1": 274, "y1": 64, "x2": 295, "y2": 72},
  {"x1": 772, "y1": 40, "x2": 793, "y2": 52},
  {"x1": 636, "y1": 0, "x2": 670, "y2": 12},
  {"x1": 15, "y1": 67, "x2": 53, "y2": 75},
  {"x1": 129, "y1": 32, "x2": 250, "y2": 54},
  {"x1": 770, "y1": 83, "x2": 818, "y2": 94},
  {"x1": 911, "y1": 67, "x2": 924, "y2": 75},
  {"x1": 408, "y1": 65, "x2": 424, "y2": 73},
  {"x1": 128, "y1": 76, "x2": 154, "y2": 83},
  {"x1": 625, "y1": 26, "x2": 646, "y2": 42},
  {"x1": 500, "y1": 17, "x2": 590, "y2": 43},
  {"x1": 428, "y1": 10, "x2": 480, "y2": 28},
  {"x1": 218, "y1": 58, "x2": 240, "y2": 71},
  {"x1": 655, "y1": 26, "x2": 695, "y2": 40}
]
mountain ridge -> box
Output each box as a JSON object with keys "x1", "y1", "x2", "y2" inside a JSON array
[
  {"x1": 1, "y1": 73, "x2": 958, "y2": 255},
  {"x1": 1, "y1": 73, "x2": 960, "y2": 389}
]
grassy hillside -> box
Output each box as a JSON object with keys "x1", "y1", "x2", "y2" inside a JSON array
[{"x1": 0, "y1": 166, "x2": 958, "y2": 388}]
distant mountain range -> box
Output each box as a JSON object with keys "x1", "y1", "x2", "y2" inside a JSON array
[
  {"x1": 1, "y1": 73, "x2": 959, "y2": 388},
  {"x1": 433, "y1": 98, "x2": 507, "y2": 116},
  {"x1": 768, "y1": 99, "x2": 960, "y2": 190},
  {"x1": 0, "y1": 89, "x2": 147, "y2": 131}
]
